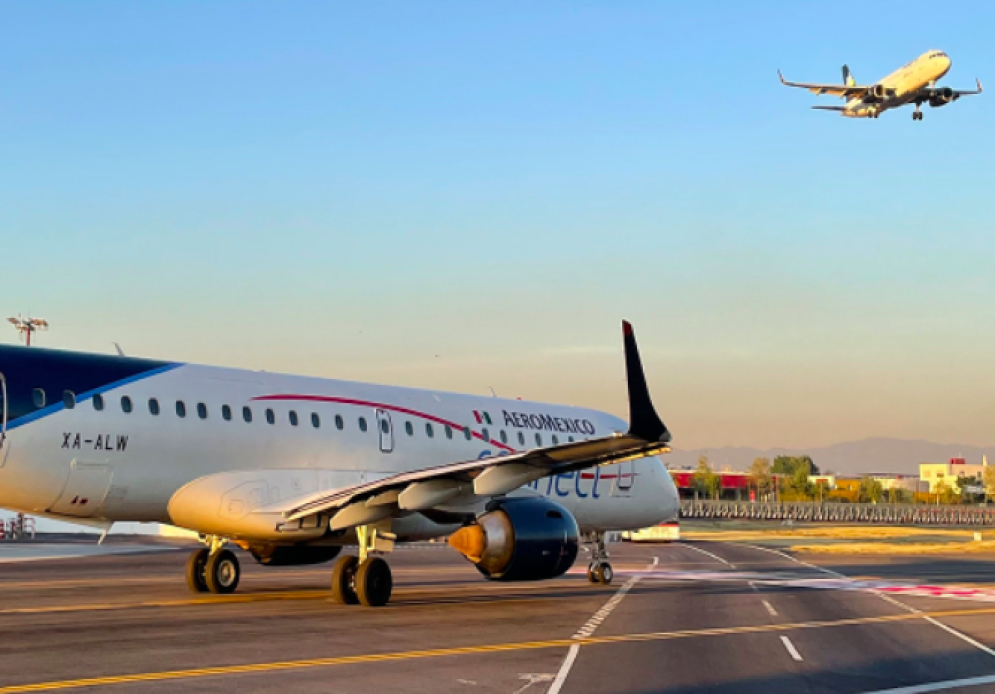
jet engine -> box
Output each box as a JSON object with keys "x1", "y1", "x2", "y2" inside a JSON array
[
  {"x1": 249, "y1": 544, "x2": 342, "y2": 566},
  {"x1": 447, "y1": 497, "x2": 579, "y2": 581},
  {"x1": 930, "y1": 88, "x2": 955, "y2": 107},
  {"x1": 869, "y1": 84, "x2": 889, "y2": 99}
]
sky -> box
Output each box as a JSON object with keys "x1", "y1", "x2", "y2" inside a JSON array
[{"x1": 3, "y1": 1, "x2": 994, "y2": 451}]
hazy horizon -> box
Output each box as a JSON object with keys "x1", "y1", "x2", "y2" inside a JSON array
[{"x1": 5, "y1": 2, "x2": 994, "y2": 451}]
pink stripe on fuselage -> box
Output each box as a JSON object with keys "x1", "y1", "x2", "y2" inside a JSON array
[{"x1": 251, "y1": 394, "x2": 517, "y2": 453}]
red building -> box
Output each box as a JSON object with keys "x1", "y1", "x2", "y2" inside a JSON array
[{"x1": 670, "y1": 470, "x2": 754, "y2": 500}]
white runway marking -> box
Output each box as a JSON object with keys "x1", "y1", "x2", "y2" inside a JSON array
[
  {"x1": 855, "y1": 674, "x2": 995, "y2": 693},
  {"x1": 739, "y1": 544, "x2": 995, "y2": 670},
  {"x1": 548, "y1": 556, "x2": 658, "y2": 694},
  {"x1": 762, "y1": 600, "x2": 778, "y2": 617},
  {"x1": 546, "y1": 645, "x2": 579, "y2": 694},
  {"x1": 779, "y1": 635, "x2": 803, "y2": 661},
  {"x1": 680, "y1": 542, "x2": 733, "y2": 567}
]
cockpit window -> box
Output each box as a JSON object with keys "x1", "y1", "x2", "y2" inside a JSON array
[{"x1": 92, "y1": 394, "x2": 104, "y2": 411}]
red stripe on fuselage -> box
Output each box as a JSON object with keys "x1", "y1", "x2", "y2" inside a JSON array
[{"x1": 251, "y1": 394, "x2": 517, "y2": 453}]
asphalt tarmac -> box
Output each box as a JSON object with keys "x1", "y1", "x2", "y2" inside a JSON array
[{"x1": 2, "y1": 540, "x2": 995, "y2": 693}]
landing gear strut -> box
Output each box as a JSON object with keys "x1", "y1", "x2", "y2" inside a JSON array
[
  {"x1": 585, "y1": 532, "x2": 613, "y2": 585},
  {"x1": 330, "y1": 524, "x2": 394, "y2": 607},
  {"x1": 912, "y1": 105, "x2": 923, "y2": 121},
  {"x1": 185, "y1": 537, "x2": 241, "y2": 594}
]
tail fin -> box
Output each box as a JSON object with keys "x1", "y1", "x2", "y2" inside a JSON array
[{"x1": 841, "y1": 64, "x2": 855, "y2": 87}]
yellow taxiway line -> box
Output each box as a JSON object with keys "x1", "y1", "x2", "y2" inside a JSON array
[{"x1": 5, "y1": 605, "x2": 995, "y2": 692}]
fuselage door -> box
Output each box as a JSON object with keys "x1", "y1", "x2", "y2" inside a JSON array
[
  {"x1": 376, "y1": 409, "x2": 394, "y2": 453},
  {"x1": 48, "y1": 460, "x2": 113, "y2": 518}
]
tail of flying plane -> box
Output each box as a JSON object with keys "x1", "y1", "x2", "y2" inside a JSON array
[{"x1": 841, "y1": 64, "x2": 855, "y2": 87}]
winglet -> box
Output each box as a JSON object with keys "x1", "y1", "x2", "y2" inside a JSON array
[
  {"x1": 777, "y1": 69, "x2": 786, "y2": 85},
  {"x1": 622, "y1": 321, "x2": 670, "y2": 443},
  {"x1": 978, "y1": 78, "x2": 984, "y2": 93}
]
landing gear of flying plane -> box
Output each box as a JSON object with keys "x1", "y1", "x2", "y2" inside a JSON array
[
  {"x1": 185, "y1": 538, "x2": 241, "y2": 594},
  {"x1": 913, "y1": 109, "x2": 923, "y2": 121},
  {"x1": 330, "y1": 524, "x2": 394, "y2": 607},
  {"x1": 585, "y1": 532, "x2": 614, "y2": 586}
]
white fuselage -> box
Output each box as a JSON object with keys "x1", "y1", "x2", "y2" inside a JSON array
[
  {"x1": 0, "y1": 360, "x2": 679, "y2": 539},
  {"x1": 844, "y1": 50, "x2": 951, "y2": 117}
]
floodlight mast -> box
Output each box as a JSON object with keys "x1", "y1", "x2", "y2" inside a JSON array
[{"x1": 7, "y1": 315, "x2": 49, "y2": 347}]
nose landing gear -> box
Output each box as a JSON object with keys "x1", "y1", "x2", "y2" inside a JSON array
[{"x1": 585, "y1": 532, "x2": 614, "y2": 585}]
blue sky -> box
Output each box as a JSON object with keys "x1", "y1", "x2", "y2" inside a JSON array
[{"x1": 3, "y1": 1, "x2": 994, "y2": 450}]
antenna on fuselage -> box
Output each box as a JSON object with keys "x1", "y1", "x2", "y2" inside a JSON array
[{"x1": 7, "y1": 314, "x2": 49, "y2": 347}]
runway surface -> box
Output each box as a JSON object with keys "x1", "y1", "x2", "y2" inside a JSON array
[{"x1": 2, "y1": 541, "x2": 995, "y2": 693}]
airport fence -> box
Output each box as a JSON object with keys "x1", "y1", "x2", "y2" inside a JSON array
[{"x1": 680, "y1": 500, "x2": 995, "y2": 526}]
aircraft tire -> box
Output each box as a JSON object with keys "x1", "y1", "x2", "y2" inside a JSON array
[
  {"x1": 205, "y1": 548, "x2": 241, "y2": 594},
  {"x1": 595, "y1": 562, "x2": 613, "y2": 585},
  {"x1": 331, "y1": 555, "x2": 360, "y2": 605},
  {"x1": 586, "y1": 563, "x2": 598, "y2": 583},
  {"x1": 355, "y1": 557, "x2": 393, "y2": 607},
  {"x1": 185, "y1": 548, "x2": 209, "y2": 593}
]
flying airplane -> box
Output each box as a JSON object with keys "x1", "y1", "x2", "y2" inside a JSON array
[
  {"x1": 0, "y1": 322, "x2": 679, "y2": 606},
  {"x1": 779, "y1": 50, "x2": 982, "y2": 120}
]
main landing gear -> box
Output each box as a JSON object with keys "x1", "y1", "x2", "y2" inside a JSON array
[
  {"x1": 912, "y1": 107, "x2": 924, "y2": 121},
  {"x1": 185, "y1": 538, "x2": 241, "y2": 595},
  {"x1": 330, "y1": 524, "x2": 394, "y2": 607},
  {"x1": 585, "y1": 531, "x2": 614, "y2": 586},
  {"x1": 184, "y1": 527, "x2": 396, "y2": 606}
]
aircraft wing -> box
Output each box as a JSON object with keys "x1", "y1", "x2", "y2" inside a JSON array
[
  {"x1": 914, "y1": 79, "x2": 984, "y2": 100},
  {"x1": 273, "y1": 321, "x2": 671, "y2": 527},
  {"x1": 777, "y1": 70, "x2": 874, "y2": 97}
]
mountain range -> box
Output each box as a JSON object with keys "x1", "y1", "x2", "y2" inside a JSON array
[{"x1": 665, "y1": 438, "x2": 994, "y2": 476}]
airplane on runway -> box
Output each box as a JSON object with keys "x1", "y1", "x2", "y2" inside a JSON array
[
  {"x1": 0, "y1": 322, "x2": 679, "y2": 606},
  {"x1": 779, "y1": 50, "x2": 982, "y2": 120}
]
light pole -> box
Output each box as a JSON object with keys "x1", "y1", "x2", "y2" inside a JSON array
[{"x1": 7, "y1": 315, "x2": 48, "y2": 346}]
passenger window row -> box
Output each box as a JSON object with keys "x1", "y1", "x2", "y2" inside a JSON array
[
  {"x1": 41, "y1": 388, "x2": 576, "y2": 448},
  {"x1": 86, "y1": 392, "x2": 356, "y2": 431}
]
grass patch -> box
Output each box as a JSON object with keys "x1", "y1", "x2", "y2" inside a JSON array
[
  {"x1": 681, "y1": 525, "x2": 984, "y2": 543},
  {"x1": 792, "y1": 540, "x2": 995, "y2": 555}
]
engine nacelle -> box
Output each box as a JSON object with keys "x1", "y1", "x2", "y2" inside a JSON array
[
  {"x1": 447, "y1": 497, "x2": 579, "y2": 581},
  {"x1": 870, "y1": 84, "x2": 888, "y2": 99},
  {"x1": 930, "y1": 88, "x2": 955, "y2": 107},
  {"x1": 249, "y1": 544, "x2": 342, "y2": 566}
]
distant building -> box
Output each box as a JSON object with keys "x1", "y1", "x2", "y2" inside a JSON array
[
  {"x1": 866, "y1": 473, "x2": 928, "y2": 494},
  {"x1": 670, "y1": 469, "x2": 753, "y2": 500},
  {"x1": 920, "y1": 457, "x2": 987, "y2": 493}
]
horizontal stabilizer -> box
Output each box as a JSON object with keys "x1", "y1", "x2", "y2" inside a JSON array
[{"x1": 812, "y1": 105, "x2": 846, "y2": 111}]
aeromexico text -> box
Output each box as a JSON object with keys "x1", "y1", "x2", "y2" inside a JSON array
[{"x1": 502, "y1": 410, "x2": 597, "y2": 436}]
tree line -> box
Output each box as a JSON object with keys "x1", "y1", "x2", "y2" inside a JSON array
[{"x1": 689, "y1": 456, "x2": 995, "y2": 504}]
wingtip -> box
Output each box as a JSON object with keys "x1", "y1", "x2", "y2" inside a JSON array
[
  {"x1": 622, "y1": 320, "x2": 633, "y2": 337},
  {"x1": 777, "y1": 69, "x2": 785, "y2": 84},
  {"x1": 978, "y1": 78, "x2": 984, "y2": 93}
]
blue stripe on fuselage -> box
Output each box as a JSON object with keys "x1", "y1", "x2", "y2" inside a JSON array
[{"x1": 0, "y1": 345, "x2": 179, "y2": 431}]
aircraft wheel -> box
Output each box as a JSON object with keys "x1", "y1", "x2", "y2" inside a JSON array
[
  {"x1": 595, "y1": 562, "x2": 614, "y2": 585},
  {"x1": 205, "y1": 548, "x2": 241, "y2": 594},
  {"x1": 355, "y1": 557, "x2": 393, "y2": 607},
  {"x1": 185, "y1": 548, "x2": 209, "y2": 593},
  {"x1": 331, "y1": 555, "x2": 360, "y2": 604},
  {"x1": 587, "y1": 563, "x2": 598, "y2": 583}
]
